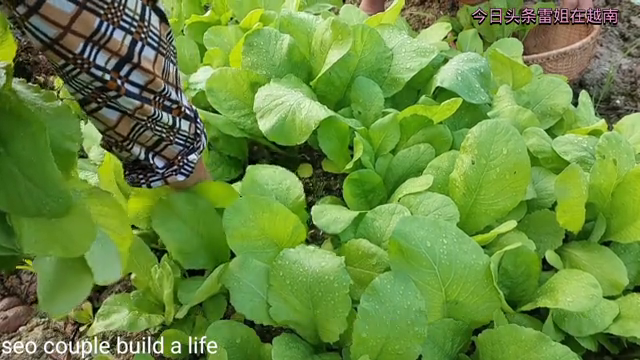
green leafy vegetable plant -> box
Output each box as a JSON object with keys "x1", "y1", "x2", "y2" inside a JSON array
[
  {"x1": 434, "y1": 0, "x2": 555, "y2": 53},
  {"x1": 2, "y1": 2, "x2": 640, "y2": 359}
]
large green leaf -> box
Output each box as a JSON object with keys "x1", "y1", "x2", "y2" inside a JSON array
[
  {"x1": 0, "y1": 77, "x2": 72, "y2": 217},
  {"x1": 278, "y1": 10, "x2": 322, "y2": 61},
  {"x1": 587, "y1": 157, "x2": 618, "y2": 214},
  {"x1": 311, "y1": 204, "x2": 361, "y2": 234},
  {"x1": 312, "y1": 24, "x2": 392, "y2": 108},
  {"x1": 151, "y1": 191, "x2": 229, "y2": 270},
  {"x1": 272, "y1": 333, "x2": 341, "y2": 360},
  {"x1": 351, "y1": 77, "x2": 385, "y2": 127},
  {"x1": 397, "y1": 122, "x2": 454, "y2": 156},
  {"x1": 12, "y1": 193, "x2": 96, "y2": 258},
  {"x1": 422, "y1": 151, "x2": 459, "y2": 195},
  {"x1": 516, "y1": 209, "x2": 564, "y2": 257},
  {"x1": 255, "y1": 75, "x2": 336, "y2": 145},
  {"x1": 150, "y1": 256, "x2": 177, "y2": 323},
  {"x1": 522, "y1": 128, "x2": 569, "y2": 173},
  {"x1": 552, "y1": 134, "x2": 598, "y2": 172},
  {"x1": 88, "y1": 292, "x2": 164, "y2": 336},
  {"x1": 557, "y1": 241, "x2": 629, "y2": 296},
  {"x1": 596, "y1": 131, "x2": 635, "y2": 180},
  {"x1": 528, "y1": 167, "x2": 557, "y2": 210},
  {"x1": 0, "y1": 215, "x2": 18, "y2": 256},
  {"x1": 126, "y1": 237, "x2": 159, "y2": 290},
  {"x1": 355, "y1": 204, "x2": 411, "y2": 248},
  {"x1": 487, "y1": 49, "x2": 533, "y2": 90},
  {"x1": 12, "y1": 80, "x2": 83, "y2": 178},
  {"x1": 0, "y1": 14, "x2": 17, "y2": 62},
  {"x1": 493, "y1": 240, "x2": 541, "y2": 306},
  {"x1": 175, "y1": 35, "x2": 201, "y2": 75},
  {"x1": 343, "y1": 170, "x2": 388, "y2": 211},
  {"x1": 388, "y1": 175, "x2": 434, "y2": 203},
  {"x1": 552, "y1": 298, "x2": 619, "y2": 337},
  {"x1": 228, "y1": 0, "x2": 285, "y2": 20},
  {"x1": 450, "y1": 120, "x2": 531, "y2": 234},
  {"x1": 184, "y1": 10, "x2": 224, "y2": 46},
  {"x1": 318, "y1": 117, "x2": 353, "y2": 170},
  {"x1": 369, "y1": 113, "x2": 401, "y2": 156},
  {"x1": 222, "y1": 255, "x2": 274, "y2": 325},
  {"x1": 81, "y1": 183, "x2": 134, "y2": 273},
  {"x1": 605, "y1": 293, "x2": 640, "y2": 338},
  {"x1": 242, "y1": 27, "x2": 311, "y2": 82},
  {"x1": 515, "y1": 75, "x2": 573, "y2": 129},
  {"x1": 364, "y1": 0, "x2": 405, "y2": 26},
  {"x1": 475, "y1": 324, "x2": 580, "y2": 360},
  {"x1": 389, "y1": 216, "x2": 502, "y2": 326},
  {"x1": 430, "y1": 52, "x2": 492, "y2": 104},
  {"x1": 571, "y1": 90, "x2": 601, "y2": 128},
  {"x1": 376, "y1": 25, "x2": 440, "y2": 96},
  {"x1": 457, "y1": 29, "x2": 483, "y2": 53},
  {"x1": 350, "y1": 272, "x2": 428, "y2": 360},
  {"x1": 416, "y1": 22, "x2": 452, "y2": 44},
  {"x1": 610, "y1": 242, "x2": 640, "y2": 288},
  {"x1": 384, "y1": 144, "x2": 436, "y2": 193},
  {"x1": 310, "y1": 17, "x2": 353, "y2": 81},
  {"x1": 268, "y1": 245, "x2": 352, "y2": 344},
  {"x1": 85, "y1": 230, "x2": 123, "y2": 286},
  {"x1": 126, "y1": 187, "x2": 171, "y2": 230},
  {"x1": 205, "y1": 320, "x2": 264, "y2": 360},
  {"x1": 223, "y1": 196, "x2": 306, "y2": 264},
  {"x1": 555, "y1": 163, "x2": 589, "y2": 234},
  {"x1": 398, "y1": 98, "x2": 463, "y2": 125},
  {"x1": 205, "y1": 67, "x2": 268, "y2": 137},
  {"x1": 240, "y1": 164, "x2": 307, "y2": 220},
  {"x1": 614, "y1": 113, "x2": 640, "y2": 154},
  {"x1": 399, "y1": 192, "x2": 460, "y2": 224},
  {"x1": 422, "y1": 318, "x2": 472, "y2": 360},
  {"x1": 205, "y1": 148, "x2": 245, "y2": 182},
  {"x1": 604, "y1": 166, "x2": 640, "y2": 242},
  {"x1": 34, "y1": 256, "x2": 94, "y2": 318},
  {"x1": 176, "y1": 263, "x2": 227, "y2": 318},
  {"x1": 203, "y1": 25, "x2": 244, "y2": 55},
  {"x1": 339, "y1": 238, "x2": 390, "y2": 300},
  {"x1": 520, "y1": 269, "x2": 602, "y2": 312},
  {"x1": 488, "y1": 86, "x2": 539, "y2": 132}
]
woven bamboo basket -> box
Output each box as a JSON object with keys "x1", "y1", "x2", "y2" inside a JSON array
[{"x1": 523, "y1": 23, "x2": 601, "y2": 81}]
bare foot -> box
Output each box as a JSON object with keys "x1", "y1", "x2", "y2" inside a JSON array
[{"x1": 360, "y1": 0, "x2": 386, "y2": 15}]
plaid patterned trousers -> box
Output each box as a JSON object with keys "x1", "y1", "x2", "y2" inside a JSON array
[{"x1": 2, "y1": 0, "x2": 207, "y2": 188}]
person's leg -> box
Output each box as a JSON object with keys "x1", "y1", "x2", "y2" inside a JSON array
[
  {"x1": 4, "y1": 0, "x2": 210, "y2": 189},
  {"x1": 360, "y1": 0, "x2": 386, "y2": 15}
]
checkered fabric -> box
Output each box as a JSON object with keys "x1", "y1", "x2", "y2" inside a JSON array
[{"x1": 2, "y1": 0, "x2": 207, "y2": 188}]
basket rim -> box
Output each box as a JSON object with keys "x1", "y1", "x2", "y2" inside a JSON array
[{"x1": 523, "y1": 24, "x2": 602, "y2": 62}]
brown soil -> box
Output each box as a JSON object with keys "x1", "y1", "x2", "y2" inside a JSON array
[
  {"x1": 577, "y1": 0, "x2": 640, "y2": 122},
  {"x1": 11, "y1": 34, "x2": 56, "y2": 89},
  {"x1": 0, "y1": 271, "x2": 37, "y2": 306},
  {"x1": 0, "y1": 272, "x2": 144, "y2": 360}
]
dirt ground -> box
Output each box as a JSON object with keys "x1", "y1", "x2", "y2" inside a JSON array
[
  {"x1": 578, "y1": 0, "x2": 640, "y2": 122},
  {"x1": 1, "y1": 1, "x2": 639, "y2": 359}
]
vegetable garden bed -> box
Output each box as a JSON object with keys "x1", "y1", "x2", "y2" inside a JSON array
[{"x1": 1, "y1": 0, "x2": 640, "y2": 359}]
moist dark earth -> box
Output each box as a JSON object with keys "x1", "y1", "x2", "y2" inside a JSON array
[{"x1": 2, "y1": 0, "x2": 639, "y2": 358}]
